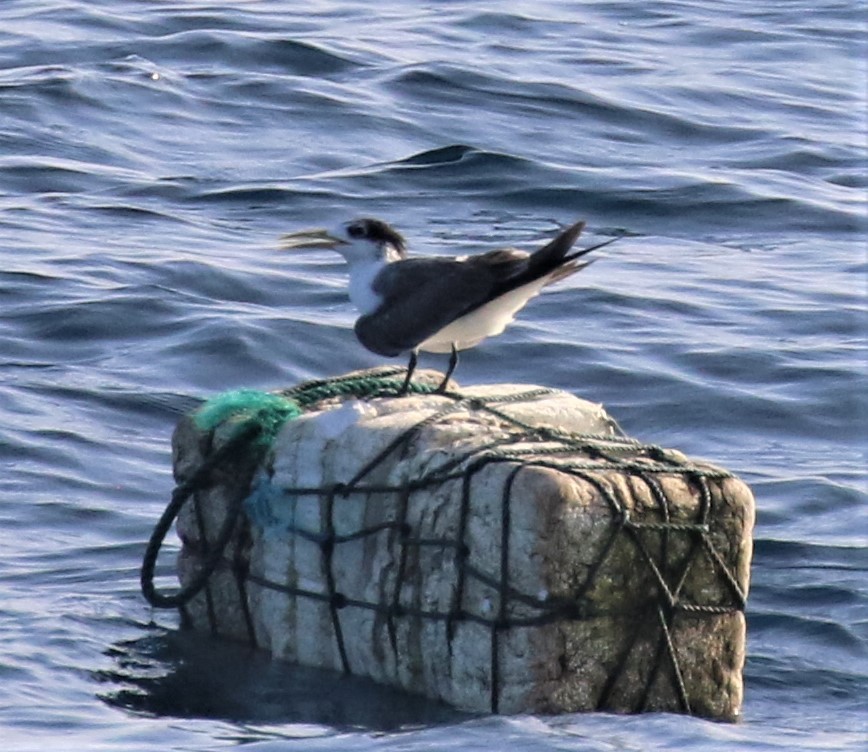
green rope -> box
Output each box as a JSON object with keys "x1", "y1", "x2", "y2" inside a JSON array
[
  {"x1": 194, "y1": 389, "x2": 301, "y2": 447},
  {"x1": 193, "y1": 375, "x2": 439, "y2": 451},
  {"x1": 285, "y1": 372, "x2": 438, "y2": 407}
]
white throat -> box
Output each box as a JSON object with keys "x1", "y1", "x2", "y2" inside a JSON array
[{"x1": 346, "y1": 259, "x2": 386, "y2": 315}]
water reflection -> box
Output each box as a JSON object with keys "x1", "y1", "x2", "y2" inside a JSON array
[{"x1": 98, "y1": 625, "x2": 468, "y2": 731}]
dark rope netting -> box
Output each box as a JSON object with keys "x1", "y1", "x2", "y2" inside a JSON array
[{"x1": 141, "y1": 369, "x2": 748, "y2": 715}]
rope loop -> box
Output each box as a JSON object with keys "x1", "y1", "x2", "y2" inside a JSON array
[{"x1": 141, "y1": 420, "x2": 262, "y2": 608}]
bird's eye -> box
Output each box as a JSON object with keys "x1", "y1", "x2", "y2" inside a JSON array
[{"x1": 347, "y1": 223, "x2": 364, "y2": 238}]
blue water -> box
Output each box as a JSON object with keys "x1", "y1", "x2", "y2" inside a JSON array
[{"x1": 1, "y1": 1, "x2": 865, "y2": 750}]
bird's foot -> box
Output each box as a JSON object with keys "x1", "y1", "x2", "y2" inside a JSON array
[
  {"x1": 433, "y1": 344, "x2": 459, "y2": 394},
  {"x1": 396, "y1": 352, "x2": 418, "y2": 396},
  {"x1": 397, "y1": 373, "x2": 413, "y2": 396}
]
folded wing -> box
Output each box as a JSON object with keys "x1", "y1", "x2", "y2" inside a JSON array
[{"x1": 354, "y1": 256, "x2": 511, "y2": 355}]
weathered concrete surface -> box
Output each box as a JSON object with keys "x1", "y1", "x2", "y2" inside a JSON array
[{"x1": 173, "y1": 371, "x2": 754, "y2": 719}]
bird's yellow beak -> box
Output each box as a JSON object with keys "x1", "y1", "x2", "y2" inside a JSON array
[{"x1": 280, "y1": 228, "x2": 347, "y2": 250}]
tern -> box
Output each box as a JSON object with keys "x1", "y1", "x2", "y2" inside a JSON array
[{"x1": 282, "y1": 218, "x2": 619, "y2": 393}]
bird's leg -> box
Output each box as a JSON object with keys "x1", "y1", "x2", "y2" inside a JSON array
[
  {"x1": 435, "y1": 344, "x2": 459, "y2": 393},
  {"x1": 398, "y1": 350, "x2": 418, "y2": 395}
]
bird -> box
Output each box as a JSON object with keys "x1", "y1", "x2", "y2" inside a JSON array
[{"x1": 281, "y1": 218, "x2": 619, "y2": 393}]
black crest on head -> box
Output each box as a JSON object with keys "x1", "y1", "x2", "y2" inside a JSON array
[{"x1": 346, "y1": 218, "x2": 407, "y2": 256}]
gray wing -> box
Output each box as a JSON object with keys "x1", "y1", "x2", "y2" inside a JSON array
[{"x1": 354, "y1": 252, "x2": 529, "y2": 356}]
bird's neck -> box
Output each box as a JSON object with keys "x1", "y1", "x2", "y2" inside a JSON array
[
  {"x1": 383, "y1": 244, "x2": 404, "y2": 263},
  {"x1": 347, "y1": 258, "x2": 388, "y2": 315}
]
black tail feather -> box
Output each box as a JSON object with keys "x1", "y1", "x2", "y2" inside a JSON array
[
  {"x1": 563, "y1": 233, "x2": 624, "y2": 264},
  {"x1": 487, "y1": 222, "x2": 623, "y2": 302},
  {"x1": 528, "y1": 220, "x2": 586, "y2": 272}
]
